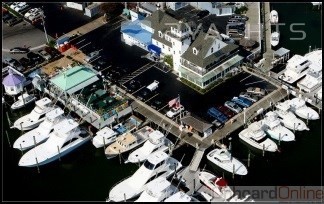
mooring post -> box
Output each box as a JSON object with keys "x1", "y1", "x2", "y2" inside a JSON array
[
  {"x1": 33, "y1": 136, "x2": 37, "y2": 147},
  {"x1": 307, "y1": 113, "x2": 309, "y2": 125},
  {"x1": 6, "y1": 130, "x2": 11, "y2": 147},
  {"x1": 263, "y1": 144, "x2": 265, "y2": 157},
  {"x1": 20, "y1": 144, "x2": 24, "y2": 155},
  {"x1": 248, "y1": 152, "x2": 251, "y2": 167},
  {"x1": 35, "y1": 157, "x2": 40, "y2": 173},
  {"x1": 278, "y1": 133, "x2": 281, "y2": 146},
  {"x1": 232, "y1": 164, "x2": 235, "y2": 179},
  {"x1": 6, "y1": 112, "x2": 12, "y2": 126},
  {"x1": 293, "y1": 123, "x2": 296, "y2": 134},
  {"x1": 57, "y1": 146, "x2": 61, "y2": 161}
]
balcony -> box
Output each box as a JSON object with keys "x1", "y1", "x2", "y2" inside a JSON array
[{"x1": 181, "y1": 61, "x2": 207, "y2": 76}]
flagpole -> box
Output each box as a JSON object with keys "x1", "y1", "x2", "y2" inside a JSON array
[{"x1": 178, "y1": 94, "x2": 182, "y2": 120}]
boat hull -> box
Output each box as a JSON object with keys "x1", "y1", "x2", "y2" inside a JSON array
[
  {"x1": 239, "y1": 130, "x2": 278, "y2": 152},
  {"x1": 13, "y1": 116, "x2": 45, "y2": 131},
  {"x1": 265, "y1": 128, "x2": 295, "y2": 142},
  {"x1": 13, "y1": 130, "x2": 51, "y2": 151},
  {"x1": 294, "y1": 107, "x2": 319, "y2": 120},
  {"x1": 11, "y1": 97, "x2": 36, "y2": 110}
]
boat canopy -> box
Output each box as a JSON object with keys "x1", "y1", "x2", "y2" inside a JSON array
[{"x1": 148, "y1": 44, "x2": 161, "y2": 55}]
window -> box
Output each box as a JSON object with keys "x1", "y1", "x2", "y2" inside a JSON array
[
  {"x1": 174, "y1": 51, "x2": 175, "y2": 54},
  {"x1": 193, "y1": 48, "x2": 198, "y2": 55},
  {"x1": 159, "y1": 31, "x2": 162, "y2": 37},
  {"x1": 182, "y1": 41, "x2": 184, "y2": 45},
  {"x1": 211, "y1": 47, "x2": 214, "y2": 53},
  {"x1": 168, "y1": 47, "x2": 171, "y2": 51},
  {"x1": 144, "y1": 160, "x2": 155, "y2": 170}
]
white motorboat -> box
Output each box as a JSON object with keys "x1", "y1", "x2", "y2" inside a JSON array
[
  {"x1": 297, "y1": 49, "x2": 322, "y2": 93},
  {"x1": 11, "y1": 93, "x2": 37, "y2": 110},
  {"x1": 206, "y1": 148, "x2": 248, "y2": 176},
  {"x1": 19, "y1": 119, "x2": 90, "y2": 167},
  {"x1": 105, "y1": 126, "x2": 154, "y2": 159},
  {"x1": 92, "y1": 127, "x2": 118, "y2": 148},
  {"x1": 278, "y1": 54, "x2": 311, "y2": 84},
  {"x1": 164, "y1": 191, "x2": 198, "y2": 202},
  {"x1": 126, "y1": 130, "x2": 174, "y2": 164},
  {"x1": 316, "y1": 88, "x2": 322, "y2": 100},
  {"x1": 260, "y1": 111, "x2": 295, "y2": 142},
  {"x1": 274, "y1": 101, "x2": 309, "y2": 131},
  {"x1": 198, "y1": 171, "x2": 234, "y2": 200},
  {"x1": 239, "y1": 121, "x2": 278, "y2": 152},
  {"x1": 135, "y1": 176, "x2": 178, "y2": 202},
  {"x1": 270, "y1": 32, "x2": 279, "y2": 47},
  {"x1": 107, "y1": 151, "x2": 182, "y2": 202},
  {"x1": 289, "y1": 97, "x2": 319, "y2": 120},
  {"x1": 12, "y1": 97, "x2": 55, "y2": 131},
  {"x1": 270, "y1": 10, "x2": 278, "y2": 24},
  {"x1": 13, "y1": 108, "x2": 66, "y2": 151}
]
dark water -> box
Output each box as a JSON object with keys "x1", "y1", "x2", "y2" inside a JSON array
[{"x1": 3, "y1": 2, "x2": 322, "y2": 201}]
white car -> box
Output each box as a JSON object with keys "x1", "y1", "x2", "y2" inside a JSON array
[
  {"x1": 10, "y1": 2, "x2": 21, "y2": 10},
  {"x1": 85, "y1": 50, "x2": 100, "y2": 62},
  {"x1": 24, "y1": 8, "x2": 41, "y2": 18},
  {"x1": 166, "y1": 105, "x2": 184, "y2": 118},
  {"x1": 28, "y1": 10, "x2": 44, "y2": 21},
  {"x1": 38, "y1": 50, "x2": 51, "y2": 60},
  {"x1": 14, "y1": 2, "x2": 27, "y2": 12}
]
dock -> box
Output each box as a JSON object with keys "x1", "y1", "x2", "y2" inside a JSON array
[{"x1": 261, "y1": 2, "x2": 274, "y2": 71}]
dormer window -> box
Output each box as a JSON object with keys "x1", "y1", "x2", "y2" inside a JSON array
[
  {"x1": 193, "y1": 47, "x2": 198, "y2": 55},
  {"x1": 159, "y1": 31, "x2": 162, "y2": 38},
  {"x1": 211, "y1": 47, "x2": 214, "y2": 53}
]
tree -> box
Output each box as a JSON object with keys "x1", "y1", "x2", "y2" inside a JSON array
[{"x1": 163, "y1": 55, "x2": 173, "y2": 68}]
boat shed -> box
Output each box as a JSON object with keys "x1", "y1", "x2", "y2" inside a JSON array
[{"x1": 180, "y1": 115, "x2": 213, "y2": 138}]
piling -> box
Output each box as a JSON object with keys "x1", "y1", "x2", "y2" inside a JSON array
[
  {"x1": 20, "y1": 144, "x2": 24, "y2": 155},
  {"x1": 248, "y1": 152, "x2": 251, "y2": 167},
  {"x1": 33, "y1": 136, "x2": 37, "y2": 147},
  {"x1": 6, "y1": 130, "x2": 11, "y2": 147},
  {"x1": 57, "y1": 146, "x2": 61, "y2": 161},
  {"x1": 35, "y1": 157, "x2": 40, "y2": 173},
  {"x1": 278, "y1": 133, "x2": 281, "y2": 145},
  {"x1": 6, "y1": 112, "x2": 12, "y2": 126},
  {"x1": 232, "y1": 164, "x2": 235, "y2": 179},
  {"x1": 262, "y1": 144, "x2": 265, "y2": 157}
]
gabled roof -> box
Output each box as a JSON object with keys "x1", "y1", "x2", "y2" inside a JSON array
[{"x1": 181, "y1": 31, "x2": 239, "y2": 68}]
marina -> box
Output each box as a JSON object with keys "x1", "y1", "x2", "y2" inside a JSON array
[{"x1": 2, "y1": 2, "x2": 322, "y2": 202}]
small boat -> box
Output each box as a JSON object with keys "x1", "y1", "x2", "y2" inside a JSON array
[
  {"x1": 260, "y1": 111, "x2": 295, "y2": 142},
  {"x1": 207, "y1": 107, "x2": 228, "y2": 124},
  {"x1": 207, "y1": 148, "x2": 248, "y2": 176},
  {"x1": 11, "y1": 93, "x2": 37, "y2": 110},
  {"x1": 12, "y1": 97, "x2": 55, "y2": 131},
  {"x1": 270, "y1": 10, "x2": 278, "y2": 24},
  {"x1": 224, "y1": 101, "x2": 242, "y2": 114},
  {"x1": 198, "y1": 171, "x2": 234, "y2": 199},
  {"x1": 13, "y1": 107, "x2": 66, "y2": 151},
  {"x1": 239, "y1": 121, "x2": 278, "y2": 152},
  {"x1": 239, "y1": 92, "x2": 259, "y2": 103},
  {"x1": 271, "y1": 32, "x2": 280, "y2": 47},
  {"x1": 246, "y1": 87, "x2": 266, "y2": 96},
  {"x1": 126, "y1": 130, "x2": 174, "y2": 164},
  {"x1": 19, "y1": 119, "x2": 90, "y2": 167},
  {"x1": 92, "y1": 127, "x2": 118, "y2": 148},
  {"x1": 107, "y1": 151, "x2": 182, "y2": 202},
  {"x1": 274, "y1": 101, "x2": 309, "y2": 131},
  {"x1": 289, "y1": 97, "x2": 320, "y2": 120},
  {"x1": 105, "y1": 126, "x2": 153, "y2": 159},
  {"x1": 135, "y1": 176, "x2": 178, "y2": 202},
  {"x1": 112, "y1": 115, "x2": 143, "y2": 135},
  {"x1": 231, "y1": 96, "x2": 253, "y2": 108}
]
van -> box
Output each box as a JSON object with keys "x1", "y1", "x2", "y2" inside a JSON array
[{"x1": 227, "y1": 30, "x2": 244, "y2": 37}]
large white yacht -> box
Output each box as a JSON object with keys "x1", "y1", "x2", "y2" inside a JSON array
[
  {"x1": 13, "y1": 107, "x2": 66, "y2": 151},
  {"x1": 289, "y1": 97, "x2": 320, "y2": 120},
  {"x1": 107, "y1": 151, "x2": 182, "y2": 202},
  {"x1": 260, "y1": 111, "x2": 295, "y2": 142},
  {"x1": 134, "y1": 176, "x2": 178, "y2": 202},
  {"x1": 239, "y1": 121, "x2": 278, "y2": 152},
  {"x1": 92, "y1": 127, "x2": 118, "y2": 148},
  {"x1": 105, "y1": 126, "x2": 154, "y2": 159},
  {"x1": 126, "y1": 130, "x2": 174, "y2": 164},
  {"x1": 297, "y1": 49, "x2": 322, "y2": 93},
  {"x1": 274, "y1": 101, "x2": 309, "y2": 131},
  {"x1": 198, "y1": 171, "x2": 234, "y2": 200},
  {"x1": 12, "y1": 97, "x2": 54, "y2": 131},
  {"x1": 278, "y1": 54, "x2": 311, "y2": 84},
  {"x1": 11, "y1": 93, "x2": 37, "y2": 110},
  {"x1": 206, "y1": 148, "x2": 248, "y2": 176},
  {"x1": 19, "y1": 119, "x2": 90, "y2": 167}
]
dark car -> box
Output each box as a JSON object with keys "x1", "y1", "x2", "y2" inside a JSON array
[
  {"x1": 10, "y1": 47, "x2": 30, "y2": 54},
  {"x1": 19, "y1": 57, "x2": 34, "y2": 69},
  {"x1": 44, "y1": 46, "x2": 60, "y2": 58},
  {"x1": 218, "y1": 105, "x2": 236, "y2": 119},
  {"x1": 150, "y1": 99, "x2": 165, "y2": 110},
  {"x1": 2, "y1": 12, "x2": 13, "y2": 23},
  {"x1": 197, "y1": 10, "x2": 209, "y2": 18},
  {"x1": 6, "y1": 17, "x2": 22, "y2": 26},
  {"x1": 27, "y1": 52, "x2": 44, "y2": 64},
  {"x1": 137, "y1": 88, "x2": 154, "y2": 101},
  {"x1": 127, "y1": 80, "x2": 141, "y2": 93}
]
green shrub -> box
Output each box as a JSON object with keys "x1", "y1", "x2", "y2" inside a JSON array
[{"x1": 163, "y1": 55, "x2": 173, "y2": 68}]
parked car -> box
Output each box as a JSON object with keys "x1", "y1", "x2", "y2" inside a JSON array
[
  {"x1": 85, "y1": 50, "x2": 100, "y2": 62},
  {"x1": 197, "y1": 10, "x2": 209, "y2": 18},
  {"x1": 224, "y1": 101, "x2": 242, "y2": 114},
  {"x1": 24, "y1": 8, "x2": 40, "y2": 18},
  {"x1": 166, "y1": 105, "x2": 184, "y2": 118},
  {"x1": 126, "y1": 80, "x2": 141, "y2": 93},
  {"x1": 6, "y1": 17, "x2": 23, "y2": 26},
  {"x1": 231, "y1": 14, "x2": 249, "y2": 21},
  {"x1": 246, "y1": 87, "x2": 266, "y2": 96},
  {"x1": 19, "y1": 57, "x2": 34, "y2": 69},
  {"x1": 27, "y1": 52, "x2": 44, "y2": 64},
  {"x1": 239, "y1": 92, "x2": 259, "y2": 103},
  {"x1": 3, "y1": 58, "x2": 24, "y2": 71},
  {"x1": 2, "y1": 12, "x2": 13, "y2": 23},
  {"x1": 10, "y1": 2, "x2": 20, "y2": 10},
  {"x1": 218, "y1": 105, "x2": 236, "y2": 119},
  {"x1": 10, "y1": 47, "x2": 30, "y2": 54},
  {"x1": 38, "y1": 50, "x2": 52, "y2": 60},
  {"x1": 14, "y1": 3, "x2": 29, "y2": 13}
]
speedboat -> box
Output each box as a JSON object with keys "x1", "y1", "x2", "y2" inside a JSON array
[
  {"x1": 289, "y1": 97, "x2": 319, "y2": 120},
  {"x1": 166, "y1": 105, "x2": 184, "y2": 118},
  {"x1": 239, "y1": 121, "x2": 278, "y2": 152},
  {"x1": 206, "y1": 148, "x2": 248, "y2": 176},
  {"x1": 278, "y1": 54, "x2": 311, "y2": 84},
  {"x1": 239, "y1": 92, "x2": 259, "y2": 103},
  {"x1": 105, "y1": 126, "x2": 153, "y2": 159},
  {"x1": 198, "y1": 171, "x2": 234, "y2": 200},
  {"x1": 107, "y1": 151, "x2": 182, "y2": 202},
  {"x1": 92, "y1": 127, "x2": 118, "y2": 148},
  {"x1": 126, "y1": 130, "x2": 174, "y2": 164},
  {"x1": 270, "y1": 10, "x2": 278, "y2": 24},
  {"x1": 274, "y1": 101, "x2": 309, "y2": 131},
  {"x1": 271, "y1": 32, "x2": 280, "y2": 47},
  {"x1": 11, "y1": 93, "x2": 37, "y2": 110},
  {"x1": 207, "y1": 107, "x2": 228, "y2": 124},
  {"x1": 19, "y1": 119, "x2": 90, "y2": 167},
  {"x1": 164, "y1": 191, "x2": 198, "y2": 202},
  {"x1": 231, "y1": 96, "x2": 253, "y2": 108},
  {"x1": 135, "y1": 176, "x2": 178, "y2": 202},
  {"x1": 12, "y1": 97, "x2": 54, "y2": 131},
  {"x1": 13, "y1": 108, "x2": 66, "y2": 151},
  {"x1": 260, "y1": 111, "x2": 295, "y2": 142}
]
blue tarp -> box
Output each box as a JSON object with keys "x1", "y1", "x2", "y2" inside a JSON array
[
  {"x1": 148, "y1": 44, "x2": 161, "y2": 55},
  {"x1": 56, "y1": 36, "x2": 70, "y2": 45},
  {"x1": 207, "y1": 107, "x2": 228, "y2": 124}
]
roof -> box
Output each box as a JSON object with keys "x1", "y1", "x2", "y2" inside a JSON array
[
  {"x1": 274, "y1": 47, "x2": 290, "y2": 57},
  {"x1": 121, "y1": 20, "x2": 152, "y2": 45},
  {"x1": 54, "y1": 119, "x2": 79, "y2": 135},
  {"x1": 2, "y1": 71, "x2": 25, "y2": 86},
  {"x1": 50, "y1": 65, "x2": 99, "y2": 95},
  {"x1": 148, "y1": 130, "x2": 164, "y2": 141},
  {"x1": 147, "y1": 151, "x2": 168, "y2": 164},
  {"x1": 181, "y1": 31, "x2": 239, "y2": 68},
  {"x1": 180, "y1": 115, "x2": 213, "y2": 133}
]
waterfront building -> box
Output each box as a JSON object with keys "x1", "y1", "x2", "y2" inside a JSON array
[
  {"x1": 2, "y1": 68, "x2": 26, "y2": 95},
  {"x1": 189, "y1": 2, "x2": 235, "y2": 16},
  {"x1": 180, "y1": 115, "x2": 213, "y2": 138}
]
